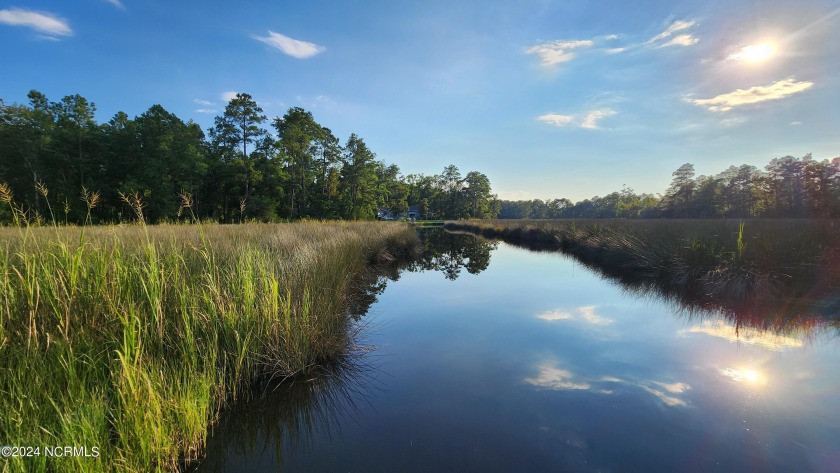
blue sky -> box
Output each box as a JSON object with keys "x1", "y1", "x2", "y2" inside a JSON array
[{"x1": 2, "y1": 0, "x2": 838, "y2": 201}]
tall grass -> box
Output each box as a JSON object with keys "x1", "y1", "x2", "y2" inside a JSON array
[
  {"x1": 445, "y1": 219, "x2": 840, "y2": 327},
  {"x1": 0, "y1": 187, "x2": 420, "y2": 472}
]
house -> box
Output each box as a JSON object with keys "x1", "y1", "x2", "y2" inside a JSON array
[
  {"x1": 376, "y1": 208, "x2": 398, "y2": 220},
  {"x1": 377, "y1": 205, "x2": 423, "y2": 221},
  {"x1": 407, "y1": 205, "x2": 422, "y2": 220}
]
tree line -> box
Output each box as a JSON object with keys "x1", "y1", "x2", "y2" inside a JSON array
[
  {"x1": 0, "y1": 91, "x2": 499, "y2": 224},
  {"x1": 499, "y1": 155, "x2": 840, "y2": 219}
]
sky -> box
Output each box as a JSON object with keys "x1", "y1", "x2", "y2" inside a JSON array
[{"x1": 1, "y1": 0, "x2": 839, "y2": 202}]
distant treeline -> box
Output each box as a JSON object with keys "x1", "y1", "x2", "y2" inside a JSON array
[
  {"x1": 499, "y1": 157, "x2": 840, "y2": 219},
  {"x1": 0, "y1": 91, "x2": 499, "y2": 224}
]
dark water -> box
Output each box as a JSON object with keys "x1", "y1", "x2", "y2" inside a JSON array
[{"x1": 195, "y1": 230, "x2": 840, "y2": 472}]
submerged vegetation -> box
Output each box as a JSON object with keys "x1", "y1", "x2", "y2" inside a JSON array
[
  {"x1": 446, "y1": 219, "x2": 840, "y2": 329},
  {"x1": 0, "y1": 196, "x2": 419, "y2": 471}
]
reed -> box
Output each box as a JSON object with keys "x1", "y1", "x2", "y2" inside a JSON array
[{"x1": 0, "y1": 188, "x2": 420, "y2": 472}]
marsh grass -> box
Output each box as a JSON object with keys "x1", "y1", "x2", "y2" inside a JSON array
[
  {"x1": 0, "y1": 189, "x2": 419, "y2": 472},
  {"x1": 445, "y1": 219, "x2": 840, "y2": 326}
]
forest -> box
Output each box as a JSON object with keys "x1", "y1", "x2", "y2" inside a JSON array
[
  {"x1": 0, "y1": 91, "x2": 499, "y2": 224},
  {"x1": 499, "y1": 157, "x2": 840, "y2": 219}
]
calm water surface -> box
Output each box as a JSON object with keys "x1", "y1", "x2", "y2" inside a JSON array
[{"x1": 196, "y1": 231, "x2": 840, "y2": 472}]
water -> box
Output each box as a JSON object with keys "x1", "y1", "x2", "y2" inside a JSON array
[{"x1": 195, "y1": 230, "x2": 840, "y2": 472}]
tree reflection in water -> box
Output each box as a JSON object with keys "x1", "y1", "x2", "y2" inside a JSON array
[
  {"x1": 472, "y1": 228, "x2": 840, "y2": 338},
  {"x1": 406, "y1": 227, "x2": 497, "y2": 280}
]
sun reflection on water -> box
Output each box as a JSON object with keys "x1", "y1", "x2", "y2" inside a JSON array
[{"x1": 720, "y1": 367, "x2": 768, "y2": 387}]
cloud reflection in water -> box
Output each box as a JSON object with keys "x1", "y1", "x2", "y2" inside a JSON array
[
  {"x1": 682, "y1": 319, "x2": 804, "y2": 351},
  {"x1": 536, "y1": 305, "x2": 613, "y2": 326},
  {"x1": 525, "y1": 363, "x2": 692, "y2": 407}
]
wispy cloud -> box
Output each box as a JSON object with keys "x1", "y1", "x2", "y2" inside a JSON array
[
  {"x1": 581, "y1": 110, "x2": 617, "y2": 129},
  {"x1": 526, "y1": 364, "x2": 692, "y2": 407},
  {"x1": 648, "y1": 20, "x2": 699, "y2": 48},
  {"x1": 535, "y1": 305, "x2": 613, "y2": 325},
  {"x1": 661, "y1": 34, "x2": 699, "y2": 47},
  {"x1": 686, "y1": 78, "x2": 814, "y2": 112},
  {"x1": 537, "y1": 114, "x2": 574, "y2": 127},
  {"x1": 720, "y1": 116, "x2": 746, "y2": 127},
  {"x1": 604, "y1": 34, "x2": 619, "y2": 40},
  {"x1": 789, "y1": 121, "x2": 802, "y2": 126},
  {"x1": 252, "y1": 30, "x2": 325, "y2": 59},
  {"x1": 640, "y1": 385, "x2": 690, "y2": 407},
  {"x1": 104, "y1": 0, "x2": 125, "y2": 10},
  {"x1": 649, "y1": 20, "x2": 695, "y2": 42},
  {"x1": 525, "y1": 362, "x2": 591, "y2": 390},
  {"x1": 0, "y1": 8, "x2": 72, "y2": 38},
  {"x1": 539, "y1": 109, "x2": 616, "y2": 130},
  {"x1": 526, "y1": 40, "x2": 594, "y2": 68},
  {"x1": 194, "y1": 99, "x2": 218, "y2": 114},
  {"x1": 605, "y1": 47, "x2": 626, "y2": 54}
]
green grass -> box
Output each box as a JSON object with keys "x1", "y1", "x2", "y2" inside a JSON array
[
  {"x1": 445, "y1": 219, "x2": 840, "y2": 326},
  {"x1": 0, "y1": 216, "x2": 419, "y2": 472}
]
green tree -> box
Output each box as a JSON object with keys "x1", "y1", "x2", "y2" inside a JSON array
[
  {"x1": 340, "y1": 134, "x2": 379, "y2": 219},
  {"x1": 273, "y1": 107, "x2": 322, "y2": 218},
  {"x1": 209, "y1": 93, "x2": 269, "y2": 219}
]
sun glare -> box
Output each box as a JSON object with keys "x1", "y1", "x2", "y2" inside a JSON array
[
  {"x1": 720, "y1": 367, "x2": 768, "y2": 387},
  {"x1": 730, "y1": 42, "x2": 777, "y2": 63}
]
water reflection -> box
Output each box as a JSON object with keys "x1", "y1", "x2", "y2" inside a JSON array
[
  {"x1": 524, "y1": 361, "x2": 693, "y2": 408},
  {"x1": 193, "y1": 359, "x2": 376, "y2": 472},
  {"x1": 467, "y1": 229, "x2": 840, "y2": 338},
  {"x1": 682, "y1": 319, "x2": 804, "y2": 351},
  {"x1": 195, "y1": 229, "x2": 840, "y2": 472},
  {"x1": 720, "y1": 367, "x2": 768, "y2": 387},
  {"x1": 405, "y1": 228, "x2": 497, "y2": 280},
  {"x1": 536, "y1": 305, "x2": 613, "y2": 326}
]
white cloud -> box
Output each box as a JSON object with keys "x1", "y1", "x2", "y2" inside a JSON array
[
  {"x1": 654, "y1": 382, "x2": 691, "y2": 394},
  {"x1": 581, "y1": 109, "x2": 617, "y2": 129},
  {"x1": 537, "y1": 114, "x2": 575, "y2": 127},
  {"x1": 0, "y1": 8, "x2": 72, "y2": 38},
  {"x1": 525, "y1": 362, "x2": 591, "y2": 390},
  {"x1": 104, "y1": 0, "x2": 125, "y2": 10},
  {"x1": 660, "y1": 34, "x2": 699, "y2": 47},
  {"x1": 535, "y1": 305, "x2": 613, "y2": 325},
  {"x1": 577, "y1": 305, "x2": 613, "y2": 325},
  {"x1": 221, "y1": 91, "x2": 239, "y2": 103},
  {"x1": 647, "y1": 20, "x2": 699, "y2": 48},
  {"x1": 535, "y1": 309, "x2": 573, "y2": 321},
  {"x1": 789, "y1": 121, "x2": 802, "y2": 126},
  {"x1": 604, "y1": 34, "x2": 619, "y2": 40},
  {"x1": 640, "y1": 385, "x2": 689, "y2": 407},
  {"x1": 195, "y1": 108, "x2": 218, "y2": 114},
  {"x1": 720, "y1": 116, "x2": 746, "y2": 127},
  {"x1": 605, "y1": 47, "x2": 626, "y2": 54},
  {"x1": 252, "y1": 30, "x2": 325, "y2": 59},
  {"x1": 681, "y1": 319, "x2": 804, "y2": 351},
  {"x1": 649, "y1": 20, "x2": 696, "y2": 43},
  {"x1": 686, "y1": 78, "x2": 814, "y2": 112},
  {"x1": 526, "y1": 40, "x2": 594, "y2": 68},
  {"x1": 193, "y1": 99, "x2": 215, "y2": 106}
]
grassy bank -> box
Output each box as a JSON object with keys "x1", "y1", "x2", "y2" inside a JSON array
[
  {"x1": 0, "y1": 220, "x2": 419, "y2": 472},
  {"x1": 445, "y1": 219, "x2": 840, "y2": 324}
]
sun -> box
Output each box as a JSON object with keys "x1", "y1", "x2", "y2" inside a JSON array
[{"x1": 730, "y1": 42, "x2": 777, "y2": 63}]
